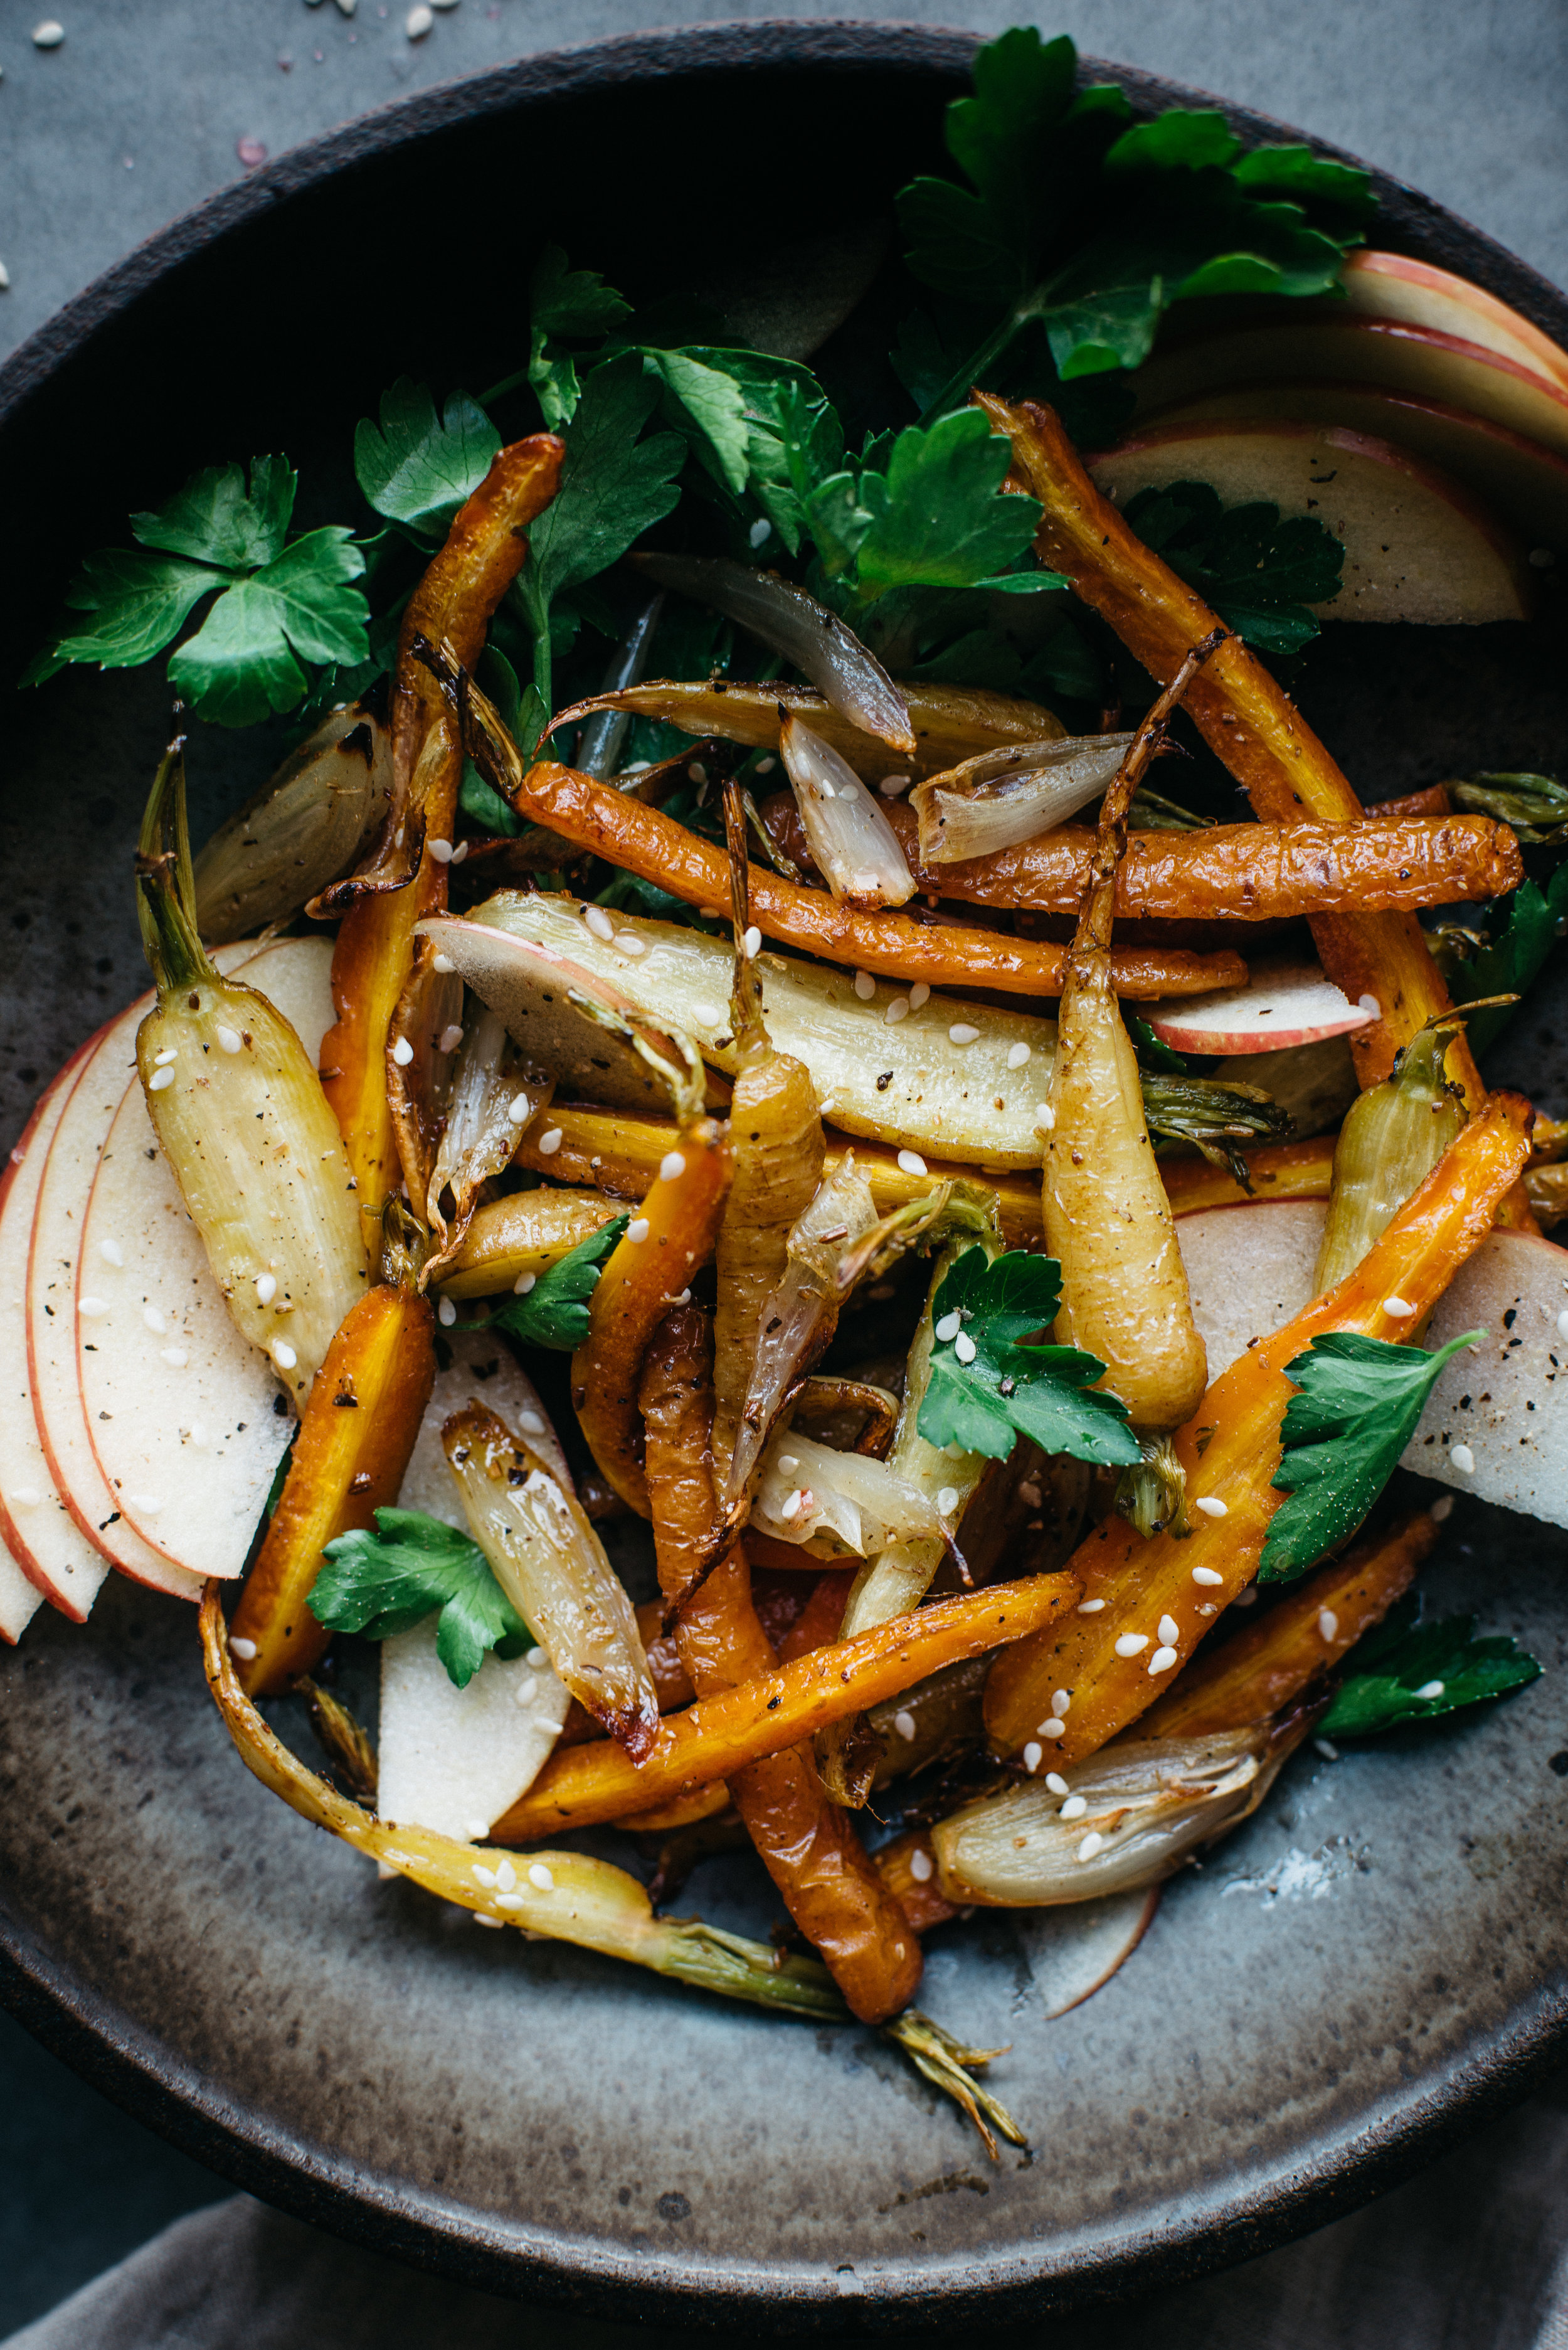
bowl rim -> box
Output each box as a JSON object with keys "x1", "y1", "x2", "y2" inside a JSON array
[{"x1": 2, "y1": 16, "x2": 1565, "y2": 2329}]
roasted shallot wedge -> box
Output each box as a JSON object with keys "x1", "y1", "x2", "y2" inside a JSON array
[
  {"x1": 423, "y1": 1003, "x2": 553, "y2": 1275},
  {"x1": 134, "y1": 738, "x2": 369, "y2": 1404},
  {"x1": 442, "y1": 1401, "x2": 660, "y2": 1758},
  {"x1": 751, "y1": 1427, "x2": 946, "y2": 1560},
  {"x1": 199, "y1": 1586, "x2": 1022, "y2": 2155},
  {"x1": 777, "y1": 713, "x2": 916, "y2": 909},
  {"x1": 549, "y1": 678, "x2": 1064, "y2": 784},
  {"x1": 630, "y1": 553, "x2": 915, "y2": 753},
  {"x1": 911, "y1": 733, "x2": 1134, "y2": 864},
  {"x1": 194, "y1": 694, "x2": 392, "y2": 943}
]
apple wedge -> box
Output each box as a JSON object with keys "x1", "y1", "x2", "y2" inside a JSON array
[
  {"x1": 1144, "y1": 959, "x2": 1374, "y2": 1057},
  {"x1": 1089, "y1": 422, "x2": 1532, "y2": 624},
  {"x1": 1333, "y1": 252, "x2": 1568, "y2": 400},
  {"x1": 1137, "y1": 380, "x2": 1568, "y2": 550},
  {"x1": 77, "y1": 937, "x2": 336, "y2": 1578},
  {"x1": 1, "y1": 1039, "x2": 112, "y2": 1624},
  {"x1": 1134, "y1": 318, "x2": 1568, "y2": 474},
  {"x1": 1178, "y1": 1199, "x2": 1325, "y2": 1377},
  {"x1": 1219, "y1": 1033, "x2": 1359, "y2": 1140}
]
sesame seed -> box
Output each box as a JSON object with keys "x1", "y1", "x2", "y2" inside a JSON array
[
  {"x1": 1114, "y1": 1633, "x2": 1148, "y2": 1657},
  {"x1": 152, "y1": 1048, "x2": 178, "y2": 1066},
  {"x1": 272, "y1": 1339, "x2": 297, "y2": 1371},
  {"x1": 526, "y1": 1647, "x2": 549, "y2": 1669},
  {"x1": 659, "y1": 1151, "x2": 687, "y2": 1182},
  {"x1": 1558, "y1": 1309, "x2": 1568, "y2": 1342},
  {"x1": 513, "y1": 1271, "x2": 536, "y2": 1295},
  {"x1": 936, "y1": 1485, "x2": 960, "y2": 1515},
  {"x1": 490, "y1": 1858, "x2": 516, "y2": 1891},
  {"x1": 1449, "y1": 1443, "x2": 1475, "y2": 1474},
  {"x1": 528, "y1": 1862, "x2": 555, "y2": 1890},
  {"x1": 699, "y1": 907, "x2": 723, "y2": 920},
  {"x1": 1236, "y1": 1585, "x2": 1258, "y2": 1607},
  {"x1": 879, "y1": 773, "x2": 911, "y2": 797},
  {"x1": 160, "y1": 1347, "x2": 188, "y2": 1367},
  {"x1": 406, "y1": 4, "x2": 433, "y2": 35},
  {"x1": 1051, "y1": 1689, "x2": 1071, "y2": 1716},
  {"x1": 474, "y1": 1913, "x2": 504, "y2": 1929},
  {"x1": 433, "y1": 953, "x2": 456, "y2": 974},
  {"x1": 743, "y1": 926, "x2": 762, "y2": 959},
  {"x1": 694, "y1": 1002, "x2": 724, "y2": 1028},
  {"x1": 495, "y1": 1892, "x2": 525, "y2": 1910},
  {"x1": 948, "y1": 1023, "x2": 979, "y2": 1046},
  {"x1": 817, "y1": 777, "x2": 836, "y2": 800},
  {"x1": 130, "y1": 1494, "x2": 164, "y2": 1514},
  {"x1": 1318, "y1": 1608, "x2": 1339, "y2": 1642},
  {"x1": 1007, "y1": 1041, "x2": 1031, "y2": 1068},
  {"x1": 33, "y1": 22, "x2": 65, "y2": 49},
  {"x1": 1313, "y1": 1737, "x2": 1340, "y2": 1762},
  {"x1": 909, "y1": 1847, "x2": 933, "y2": 1882},
  {"x1": 506, "y1": 1094, "x2": 532, "y2": 1124},
  {"x1": 886, "y1": 997, "x2": 909, "y2": 1024},
  {"x1": 78, "y1": 1297, "x2": 110, "y2": 1318},
  {"x1": 1076, "y1": 1831, "x2": 1104, "y2": 1862},
  {"x1": 536, "y1": 1127, "x2": 564, "y2": 1156},
  {"x1": 1077, "y1": 1597, "x2": 1105, "y2": 1613},
  {"x1": 1383, "y1": 1295, "x2": 1416, "y2": 1319},
  {"x1": 230, "y1": 1636, "x2": 258, "y2": 1661},
  {"x1": 627, "y1": 1217, "x2": 650, "y2": 1244},
  {"x1": 1192, "y1": 1565, "x2": 1223, "y2": 1585},
  {"x1": 438, "y1": 1295, "x2": 457, "y2": 1327},
  {"x1": 935, "y1": 1311, "x2": 961, "y2": 1341},
  {"x1": 1022, "y1": 1741, "x2": 1042, "y2": 1772},
  {"x1": 216, "y1": 1025, "x2": 243, "y2": 1055},
  {"x1": 1157, "y1": 1615, "x2": 1179, "y2": 1646},
  {"x1": 749, "y1": 518, "x2": 771, "y2": 548},
  {"x1": 777, "y1": 1455, "x2": 799, "y2": 1475},
  {"x1": 1039, "y1": 1717, "x2": 1066, "y2": 1738},
  {"x1": 439, "y1": 1024, "x2": 465, "y2": 1055},
  {"x1": 672, "y1": 1289, "x2": 692, "y2": 1305},
  {"x1": 898, "y1": 1149, "x2": 927, "y2": 1176},
  {"x1": 1148, "y1": 1645, "x2": 1178, "y2": 1674},
  {"x1": 1358, "y1": 993, "x2": 1380, "y2": 1018},
  {"x1": 149, "y1": 1068, "x2": 175, "y2": 1092},
  {"x1": 473, "y1": 1863, "x2": 497, "y2": 1887},
  {"x1": 1034, "y1": 1102, "x2": 1055, "y2": 1131},
  {"x1": 755, "y1": 758, "x2": 776, "y2": 777},
  {"x1": 519, "y1": 1410, "x2": 546, "y2": 1436},
  {"x1": 581, "y1": 905, "x2": 615, "y2": 942},
  {"x1": 1430, "y1": 1494, "x2": 1454, "y2": 1522},
  {"x1": 143, "y1": 1306, "x2": 167, "y2": 1335},
  {"x1": 689, "y1": 762, "x2": 709, "y2": 785},
  {"x1": 10, "y1": 1487, "x2": 39, "y2": 1508},
  {"x1": 427, "y1": 836, "x2": 453, "y2": 863},
  {"x1": 1017, "y1": 1481, "x2": 1042, "y2": 1508},
  {"x1": 1414, "y1": 1679, "x2": 1446, "y2": 1701},
  {"x1": 954, "y1": 1332, "x2": 977, "y2": 1364},
  {"x1": 1060, "y1": 1795, "x2": 1088, "y2": 1821},
  {"x1": 893, "y1": 1709, "x2": 917, "y2": 1741},
  {"x1": 819, "y1": 1098, "x2": 838, "y2": 1116},
  {"x1": 391, "y1": 1036, "x2": 414, "y2": 1067},
  {"x1": 780, "y1": 1488, "x2": 805, "y2": 1521},
  {"x1": 1194, "y1": 1495, "x2": 1227, "y2": 1519},
  {"x1": 466, "y1": 1819, "x2": 490, "y2": 1841}
]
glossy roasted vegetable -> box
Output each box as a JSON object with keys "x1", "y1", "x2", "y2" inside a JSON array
[
  {"x1": 438, "y1": 1186, "x2": 623, "y2": 1299},
  {"x1": 911, "y1": 733, "x2": 1131, "y2": 863},
  {"x1": 194, "y1": 697, "x2": 393, "y2": 944},
  {"x1": 1312, "y1": 1013, "x2": 1478, "y2": 1294},
  {"x1": 135, "y1": 739, "x2": 368, "y2": 1403},
  {"x1": 230, "y1": 1284, "x2": 436, "y2": 1694},
  {"x1": 442, "y1": 1401, "x2": 659, "y2": 1758},
  {"x1": 778, "y1": 712, "x2": 916, "y2": 908},
  {"x1": 423, "y1": 1004, "x2": 552, "y2": 1273}
]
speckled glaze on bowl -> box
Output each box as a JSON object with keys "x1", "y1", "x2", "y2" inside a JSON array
[{"x1": 1, "y1": 21, "x2": 1565, "y2": 2332}]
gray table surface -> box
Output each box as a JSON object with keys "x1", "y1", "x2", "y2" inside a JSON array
[{"x1": 1, "y1": 1, "x2": 1565, "y2": 2341}]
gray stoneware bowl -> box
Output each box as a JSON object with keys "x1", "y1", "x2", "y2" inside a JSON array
[{"x1": 1, "y1": 20, "x2": 1565, "y2": 2333}]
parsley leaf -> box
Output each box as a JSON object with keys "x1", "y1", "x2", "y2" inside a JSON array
[
  {"x1": 24, "y1": 457, "x2": 370, "y2": 726},
  {"x1": 310, "y1": 1506, "x2": 532, "y2": 1689},
  {"x1": 1261, "y1": 1329, "x2": 1484, "y2": 1581},
  {"x1": 354, "y1": 378, "x2": 502, "y2": 537},
  {"x1": 1320, "y1": 1595, "x2": 1542, "y2": 1738},
  {"x1": 1121, "y1": 479, "x2": 1343, "y2": 654},
  {"x1": 808, "y1": 410, "x2": 1061, "y2": 608},
  {"x1": 487, "y1": 1214, "x2": 628, "y2": 1350},
  {"x1": 1444, "y1": 861, "x2": 1568, "y2": 1058},
  {"x1": 916, "y1": 1246, "x2": 1141, "y2": 1467},
  {"x1": 521, "y1": 245, "x2": 635, "y2": 428},
  {"x1": 648, "y1": 349, "x2": 752, "y2": 496}
]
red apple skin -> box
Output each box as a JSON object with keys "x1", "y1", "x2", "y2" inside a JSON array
[
  {"x1": 1145, "y1": 961, "x2": 1375, "y2": 1058},
  {"x1": 1337, "y1": 252, "x2": 1568, "y2": 398},
  {"x1": 1089, "y1": 418, "x2": 1532, "y2": 624}
]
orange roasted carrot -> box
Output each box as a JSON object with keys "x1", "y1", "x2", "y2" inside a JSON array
[
  {"x1": 229, "y1": 1285, "x2": 436, "y2": 1695},
  {"x1": 981, "y1": 394, "x2": 1475, "y2": 1092},
  {"x1": 317, "y1": 435, "x2": 563, "y2": 1236},
  {"x1": 1161, "y1": 1137, "x2": 1337, "y2": 1215},
  {"x1": 874, "y1": 1829, "x2": 960, "y2": 1934},
  {"x1": 1139, "y1": 1508, "x2": 1436, "y2": 1739},
  {"x1": 640, "y1": 1305, "x2": 921, "y2": 2023},
  {"x1": 765, "y1": 797, "x2": 1521, "y2": 923},
  {"x1": 984, "y1": 1092, "x2": 1531, "y2": 1764},
  {"x1": 492, "y1": 1569, "x2": 1077, "y2": 1841},
  {"x1": 569, "y1": 1115, "x2": 729, "y2": 1514}
]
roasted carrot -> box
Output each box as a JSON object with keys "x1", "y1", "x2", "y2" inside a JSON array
[
  {"x1": 228, "y1": 1284, "x2": 435, "y2": 1695},
  {"x1": 985, "y1": 1092, "x2": 1532, "y2": 1765},
  {"x1": 874, "y1": 1829, "x2": 961, "y2": 1934},
  {"x1": 1138, "y1": 1509, "x2": 1436, "y2": 1740},
  {"x1": 641, "y1": 1305, "x2": 921, "y2": 2023},
  {"x1": 549, "y1": 677, "x2": 1065, "y2": 782},
  {"x1": 439, "y1": 1186, "x2": 623, "y2": 1299},
  {"x1": 763, "y1": 797, "x2": 1520, "y2": 923},
  {"x1": 981, "y1": 393, "x2": 1477, "y2": 1093},
  {"x1": 569, "y1": 1115, "x2": 729, "y2": 1514},
  {"x1": 1161, "y1": 1137, "x2": 1336, "y2": 1216},
  {"x1": 492, "y1": 1568, "x2": 1076, "y2": 1841},
  {"x1": 317, "y1": 435, "x2": 563, "y2": 1239}
]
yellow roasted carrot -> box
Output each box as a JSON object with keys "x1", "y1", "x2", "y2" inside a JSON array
[
  {"x1": 985, "y1": 1090, "x2": 1532, "y2": 1764},
  {"x1": 1161, "y1": 1137, "x2": 1336, "y2": 1216},
  {"x1": 228, "y1": 1285, "x2": 436, "y2": 1694},
  {"x1": 490, "y1": 1568, "x2": 1078, "y2": 1841},
  {"x1": 439, "y1": 1186, "x2": 622, "y2": 1299}
]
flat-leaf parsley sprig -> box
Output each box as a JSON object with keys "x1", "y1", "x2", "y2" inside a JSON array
[
  {"x1": 1321, "y1": 1595, "x2": 1542, "y2": 1737},
  {"x1": 310, "y1": 1507, "x2": 533, "y2": 1689},
  {"x1": 916, "y1": 1245, "x2": 1142, "y2": 1467}
]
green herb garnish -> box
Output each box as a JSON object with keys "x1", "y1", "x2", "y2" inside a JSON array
[
  {"x1": 1321, "y1": 1595, "x2": 1542, "y2": 1736},
  {"x1": 311, "y1": 1506, "x2": 532, "y2": 1689},
  {"x1": 1121, "y1": 479, "x2": 1344, "y2": 654},
  {"x1": 354, "y1": 378, "x2": 502, "y2": 538},
  {"x1": 487, "y1": 1214, "x2": 629, "y2": 1351},
  {"x1": 1443, "y1": 863, "x2": 1568, "y2": 1058},
  {"x1": 916, "y1": 1246, "x2": 1141, "y2": 1467},
  {"x1": 1261, "y1": 1329, "x2": 1484, "y2": 1581}
]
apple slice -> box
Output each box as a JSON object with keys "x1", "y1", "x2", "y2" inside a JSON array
[
  {"x1": 1219, "y1": 1033, "x2": 1358, "y2": 1140},
  {"x1": 1145, "y1": 959, "x2": 1374, "y2": 1057},
  {"x1": 0, "y1": 1039, "x2": 112, "y2": 1624},
  {"x1": 1400, "y1": 1229, "x2": 1568, "y2": 1524},
  {"x1": 1017, "y1": 1886, "x2": 1160, "y2": 2020},
  {"x1": 377, "y1": 1629, "x2": 571, "y2": 1842},
  {"x1": 1333, "y1": 252, "x2": 1568, "y2": 400},
  {"x1": 396, "y1": 1326, "x2": 573, "y2": 1521},
  {"x1": 77, "y1": 937, "x2": 336, "y2": 1576},
  {"x1": 1137, "y1": 379, "x2": 1568, "y2": 550},
  {"x1": 1089, "y1": 421, "x2": 1532, "y2": 624},
  {"x1": 1178, "y1": 1199, "x2": 1326, "y2": 1378},
  {"x1": 1135, "y1": 318, "x2": 1568, "y2": 472}
]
